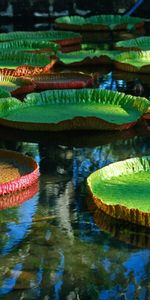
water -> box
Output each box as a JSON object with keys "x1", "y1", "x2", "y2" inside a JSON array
[
  {"x1": 0, "y1": 128, "x2": 150, "y2": 300},
  {"x1": 0, "y1": 23, "x2": 150, "y2": 300}
]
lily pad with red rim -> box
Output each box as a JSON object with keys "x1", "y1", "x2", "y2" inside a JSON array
[
  {"x1": 114, "y1": 50, "x2": 150, "y2": 73},
  {"x1": 54, "y1": 15, "x2": 149, "y2": 31},
  {"x1": 0, "y1": 181, "x2": 38, "y2": 210},
  {"x1": 0, "y1": 89, "x2": 148, "y2": 131},
  {"x1": 0, "y1": 50, "x2": 56, "y2": 76},
  {"x1": 0, "y1": 72, "x2": 35, "y2": 96},
  {"x1": 0, "y1": 149, "x2": 39, "y2": 195},
  {"x1": 0, "y1": 40, "x2": 60, "y2": 54},
  {"x1": 87, "y1": 156, "x2": 150, "y2": 227},
  {"x1": 32, "y1": 72, "x2": 94, "y2": 90}
]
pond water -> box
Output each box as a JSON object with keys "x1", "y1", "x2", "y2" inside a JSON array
[{"x1": 0, "y1": 23, "x2": 150, "y2": 300}]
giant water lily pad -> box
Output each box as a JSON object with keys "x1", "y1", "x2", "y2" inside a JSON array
[
  {"x1": 0, "y1": 87, "x2": 11, "y2": 98},
  {"x1": 0, "y1": 50, "x2": 51, "y2": 69},
  {"x1": 114, "y1": 51, "x2": 150, "y2": 73},
  {"x1": 87, "y1": 156, "x2": 150, "y2": 227},
  {"x1": 0, "y1": 30, "x2": 82, "y2": 46},
  {"x1": 88, "y1": 198, "x2": 150, "y2": 249},
  {"x1": 57, "y1": 50, "x2": 119, "y2": 65},
  {"x1": 115, "y1": 36, "x2": 150, "y2": 51},
  {"x1": 0, "y1": 89, "x2": 148, "y2": 131},
  {"x1": 55, "y1": 15, "x2": 149, "y2": 31},
  {"x1": 143, "y1": 102, "x2": 150, "y2": 120},
  {"x1": 0, "y1": 181, "x2": 38, "y2": 210},
  {"x1": 33, "y1": 72, "x2": 94, "y2": 90},
  {"x1": 0, "y1": 149, "x2": 39, "y2": 195},
  {"x1": 0, "y1": 50, "x2": 55, "y2": 76},
  {"x1": 0, "y1": 40, "x2": 60, "y2": 54},
  {"x1": 0, "y1": 73, "x2": 35, "y2": 96}
]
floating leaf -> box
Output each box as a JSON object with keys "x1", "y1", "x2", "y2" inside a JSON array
[
  {"x1": 0, "y1": 39, "x2": 60, "y2": 54},
  {"x1": 114, "y1": 50, "x2": 150, "y2": 73},
  {"x1": 55, "y1": 15, "x2": 149, "y2": 31},
  {"x1": 0, "y1": 50, "x2": 52, "y2": 69},
  {"x1": 32, "y1": 72, "x2": 94, "y2": 90},
  {"x1": 0, "y1": 30, "x2": 82, "y2": 46},
  {"x1": 0, "y1": 89, "x2": 148, "y2": 131},
  {"x1": 88, "y1": 197, "x2": 150, "y2": 249},
  {"x1": 0, "y1": 149, "x2": 39, "y2": 195},
  {"x1": 57, "y1": 50, "x2": 119, "y2": 65},
  {"x1": 0, "y1": 86, "x2": 11, "y2": 98},
  {"x1": 0, "y1": 72, "x2": 35, "y2": 95},
  {"x1": 0, "y1": 181, "x2": 38, "y2": 210},
  {"x1": 87, "y1": 156, "x2": 150, "y2": 227},
  {"x1": 0, "y1": 50, "x2": 56, "y2": 76},
  {"x1": 115, "y1": 36, "x2": 150, "y2": 51}
]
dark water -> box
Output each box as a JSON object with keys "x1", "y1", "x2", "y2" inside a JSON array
[{"x1": 0, "y1": 23, "x2": 150, "y2": 300}]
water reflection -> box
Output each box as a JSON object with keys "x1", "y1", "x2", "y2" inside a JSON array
[
  {"x1": 0, "y1": 181, "x2": 38, "y2": 210},
  {"x1": 88, "y1": 198, "x2": 150, "y2": 249},
  {"x1": 0, "y1": 128, "x2": 150, "y2": 298},
  {"x1": 98, "y1": 71, "x2": 150, "y2": 98}
]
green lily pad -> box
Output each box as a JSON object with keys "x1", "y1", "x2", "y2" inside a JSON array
[
  {"x1": 0, "y1": 50, "x2": 51, "y2": 69},
  {"x1": 115, "y1": 36, "x2": 150, "y2": 51},
  {"x1": 0, "y1": 50, "x2": 56, "y2": 76},
  {"x1": 81, "y1": 43, "x2": 110, "y2": 51},
  {"x1": 114, "y1": 51, "x2": 150, "y2": 73},
  {"x1": 55, "y1": 15, "x2": 149, "y2": 31},
  {"x1": 0, "y1": 73, "x2": 35, "y2": 96},
  {"x1": 0, "y1": 87, "x2": 11, "y2": 98},
  {"x1": 0, "y1": 30, "x2": 82, "y2": 46},
  {"x1": 87, "y1": 156, "x2": 150, "y2": 227},
  {"x1": 57, "y1": 50, "x2": 119, "y2": 65},
  {"x1": 0, "y1": 40, "x2": 60, "y2": 53},
  {"x1": 0, "y1": 89, "x2": 148, "y2": 131},
  {"x1": 88, "y1": 198, "x2": 150, "y2": 249}
]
